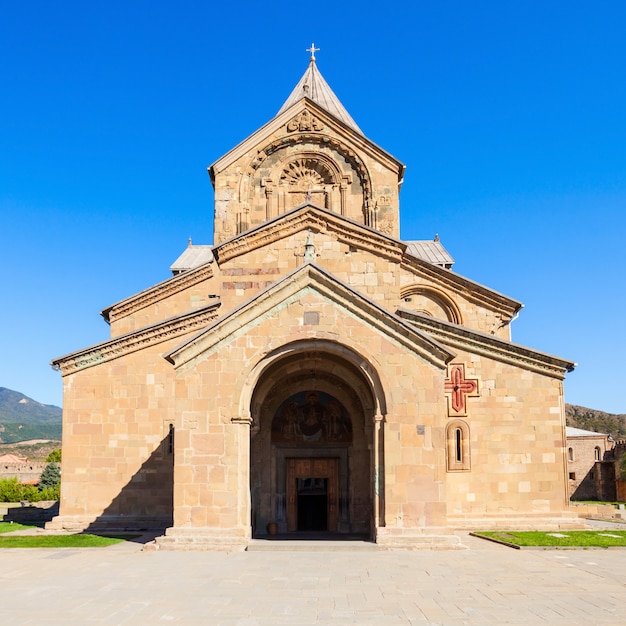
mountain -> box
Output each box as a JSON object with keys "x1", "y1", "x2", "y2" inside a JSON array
[
  {"x1": 1, "y1": 385, "x2": 624, "y2": 444},
  {"x1": 565, "y1": 404, "x2": 626, "y2": 440},
  {"x1": 0, "y1": 387, "x2": 62, "y2": 443}
]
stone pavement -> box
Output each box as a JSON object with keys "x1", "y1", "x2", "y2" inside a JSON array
[{"x1": 1, "y1": 530, "x2": 625, "y2": 625}]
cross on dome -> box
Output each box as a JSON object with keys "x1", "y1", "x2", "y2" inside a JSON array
[{"x1": 306, "y1": 43, "x2": 320, "y2": 62}]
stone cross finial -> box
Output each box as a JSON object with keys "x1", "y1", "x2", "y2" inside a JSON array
[{"x1": 306, "y1": 43, "x2": 320, "y2": 62}]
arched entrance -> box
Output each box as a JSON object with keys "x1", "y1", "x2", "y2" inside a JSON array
[{"x1": 248, "y1": 342, "x2": 381, "y2": 538}]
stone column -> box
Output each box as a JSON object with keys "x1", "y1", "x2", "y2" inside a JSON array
[
  {"x1": 373, "y1": 413, "x2": 384, "y2": 534},
  {"x1": 232, "y1": 414, "x2": 252, "y2": 533}
]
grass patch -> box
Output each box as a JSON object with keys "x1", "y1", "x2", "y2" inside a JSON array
[
  {"x1": 571, "y1": 500, "x2": 622, "y2": 506},
  {"x1": 0, "y1": 533, "x2": 137, "y2": 548},
  {"x1": 474, "y1": 530, "x2": 626, "y2": 548},
  {"x1": 0, "y1": 521, "x2": 40, "y2": 534}
]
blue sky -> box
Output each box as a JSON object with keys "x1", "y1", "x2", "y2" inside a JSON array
[{"x1": 2, "y1": 2, "x2": 625, "y2": 413}]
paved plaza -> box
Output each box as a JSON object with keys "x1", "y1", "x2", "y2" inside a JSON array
[{"x1": 1, "y1": 529, "x2": 625, "y2": 625}]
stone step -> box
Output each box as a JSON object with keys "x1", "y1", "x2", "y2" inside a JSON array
[{"x1": 246, "y1": 538, "x2": 379, "y2": 551}]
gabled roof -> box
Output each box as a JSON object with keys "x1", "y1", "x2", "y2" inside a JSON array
[
  {"x1": 213, "y1": 202, "x2": 404, "y2": 265},
  {"x1": 102, "y1": 260, "x2": 214, "y2": 324},
  {"x1": 406, "y1": 239, "x2": 455, "y2": 269},
  {"x1": 566, "y1": 426, "x2": 608, "y2": 438},
  {"x1": 52, "y1": 302, "x2": 221, "y2": 376},
  {"x1": 170, "y1": 244, "x2": 214, "y2": 275},
  {"x1": 276, "y1": 58, "x2": 362, "y2": 134},
  {"x1": 396, "y1": 308, "x2": 575, "y2": 380},
  {"x1": 208, "y1": 97, "x2": 403, "y2": 184},
  {"x1": 165, "y1": 262, "x2": 455, "y2": 370},
  {"x1": 0, "y1": 454, "x2": 28, "y2": 464},
  {"x1": 209, "y1": 202, "x2": 521, "y2": 319}
]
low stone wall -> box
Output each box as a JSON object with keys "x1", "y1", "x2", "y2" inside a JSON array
[
  {"x1": 0, "y1": 462, "x2": 46, "y2": 483},
  {"x1": 1, "y1": 501, "x2": 59, "y2": 524},
  {"x1": 570, "y1": 502, "x2": 626, "y2": 521}
]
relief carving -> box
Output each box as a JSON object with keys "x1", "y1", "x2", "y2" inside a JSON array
[{"x1": 286, "y1": 110, "x2": 324, "y2": 132}]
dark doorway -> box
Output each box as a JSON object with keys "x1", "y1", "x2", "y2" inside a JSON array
[
  {"x1": 297, "y1": 478, "x2": 328, "y2": 531},
  {"x1": 286, "y1": 458, "x2": 338, "y2": 531}
]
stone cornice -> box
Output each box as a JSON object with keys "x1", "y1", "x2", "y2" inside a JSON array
[
  {"x1": 52, "y1": 303, "x2": 221, "y2": 376},
  {"x1": 166, "y1": 263, "x2": 454, "y2": 371},
  {"x1": 102, "y1": 262, "x2": 214, "y2": 324},
  {"x1": 397, "y1": 308, "x2": 575, "y2": 380},
  {"x1": 400, "y1": 255, "x2": 522, "y2": 320},
  {"x1": 214, "y1": 204, "x2": 405, "y2": 265}
]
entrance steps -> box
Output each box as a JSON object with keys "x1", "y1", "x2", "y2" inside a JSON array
[{"x1": 247, "y1": 538, "x2": 378, "y2": 551}]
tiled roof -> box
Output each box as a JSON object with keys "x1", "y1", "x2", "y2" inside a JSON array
[
  {"x1": 276, "y1": 59, "x2": 362, "y2": 134},
  {"x1": 0, "y1": 454, "x2": 28, "y2": 463}
]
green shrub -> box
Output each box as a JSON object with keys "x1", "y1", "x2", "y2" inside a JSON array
[
  {"x1": 39, "y1": 462, "x2": 61, "y2": 490},
  {"x1": 45, "y1": 448, "x2": 62, "y2": 463},
  {"x1": 0, "y1": 478, "x2": 40, "y2": 503},
  {"x1": 38, "y1": 484, "x2": 60, "y2": 501}
]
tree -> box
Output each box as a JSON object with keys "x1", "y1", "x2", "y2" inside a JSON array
[
  {"x1": 39, "y1": 462, "x2": 61, "y2": 490},
  {"x1": 46, "y1": 448, "x2": 62, "y2": 463}
]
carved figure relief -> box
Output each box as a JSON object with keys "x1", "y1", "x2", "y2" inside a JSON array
[
  {"x1": 272, "y1": 391, "x2": 352, "y2": 444},
  {"x1": 286, "y1": 110, "x2": 324, "y2": 132}
]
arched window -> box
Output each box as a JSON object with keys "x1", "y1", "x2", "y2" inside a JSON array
[
  {"x1": 446, "y1": 420, "x2": 470, "y2": 471},
  {"x1": 594, "y1": 446, "x2": 602, "y2": 461},
  {"x1": 567, "y1": 447, "x2": 574, "y2": 462}
]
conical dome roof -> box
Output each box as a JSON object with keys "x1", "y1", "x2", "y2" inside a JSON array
[{"x1": 277, "y1": 57, "x2": 362, "y2": 134}]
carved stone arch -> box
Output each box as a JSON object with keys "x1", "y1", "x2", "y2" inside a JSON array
[
  {"x1": 241, "y1": 339, "x2": 387, "y2": 537},
  {"x1": 272, "y1": 151, "x2": 346, "y2": 215},
  {"x1": 239, "y1": 339, "x2": 386, "y2": 426},
  {"x1": 400, "y1": 285, "x2": 462, "y2": 325},
  {"x1": 237, "y1": 134, "x2": 373, "y2": 229}
]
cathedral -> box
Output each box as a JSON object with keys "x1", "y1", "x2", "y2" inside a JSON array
[{"x1": 49, "y1": 50, "x2": 580, "y2": 549}]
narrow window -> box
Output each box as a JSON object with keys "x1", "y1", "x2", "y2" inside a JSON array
[
  {"x1": 568, "y1": 447, "x2": 574, "y2": 462},
  {"x1": 455, "y1": 428, "x2": 462, "y2": 462},
  {"x1": 594, "y1": 446, "x2": 601, "y2": 461},
  {"x1": 168, "y1": 423, "x2": 174, "y2": 455},
  {"x1": 446, "y1": 420, "x2": 470, "y2": 471}
]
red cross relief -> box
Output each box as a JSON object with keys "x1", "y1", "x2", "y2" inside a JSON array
[{"x1": 444, "y1": 364, "x2": 479, "y2": 415}]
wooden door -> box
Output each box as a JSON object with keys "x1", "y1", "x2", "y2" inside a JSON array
[{"x1": 286, "y1": 458, "x2": 339, "y2": 532}]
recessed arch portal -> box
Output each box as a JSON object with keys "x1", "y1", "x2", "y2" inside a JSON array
[{"x1": 247, "y1": 340, "x2": 385, "y2": 538}]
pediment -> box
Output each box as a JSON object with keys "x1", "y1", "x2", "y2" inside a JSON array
[
  {"x1": 165, "y1": 263, "x2": 455, "y2": 370},
  {"x1": 213, "y1": 202, "x2": 405, "y2": 265},
  {"x1": 209, "y1": 98, "x2": 403, "y2": 182},
  {"x1": 52, "y1": 301, "x2": 222, "y2": 376}
]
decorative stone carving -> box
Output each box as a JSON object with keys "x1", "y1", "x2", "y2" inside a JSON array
[
  {"x1": 444, "y1": 363, "x2": 479, "y2": 416},
  {"x1": 286, "y1": 110, "x2": 324, "y2": 132},
  {"x1": 280, "y1": 158, "x2": 333, "y2": 188}
]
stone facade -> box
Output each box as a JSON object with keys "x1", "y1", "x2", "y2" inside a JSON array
[
  {"x1": 565, "y1": 427, "x2": 613, "y2": 500},
  {"x1": 49, "y1": 56, "x2": 581, "y2": 548},
  {"x1": 0, "y1": 456, "x2": 46, "y2": 484}
]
